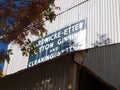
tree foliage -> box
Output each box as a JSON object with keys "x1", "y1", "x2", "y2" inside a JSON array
[{"x1": 0, "y1": 0, "x2": 58, "y2": 76}]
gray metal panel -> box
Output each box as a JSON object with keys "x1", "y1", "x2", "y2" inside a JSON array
[
  {"x1": 82, "y1": 44, "x2": 120, "y2": 90},
  {"x1": 0, "y1": 54, "x2": 72, "y2": 90}
]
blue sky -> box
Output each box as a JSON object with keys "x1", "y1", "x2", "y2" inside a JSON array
[
  {"x1": 0, "y1": 0, "x2": 30, "y2": 70},
  {"x1": 0, "y1": 0, "x2": 27, "y2": 70},
  {"x1": 0, "y1": 41, "x2": 8, "y2": 70}
]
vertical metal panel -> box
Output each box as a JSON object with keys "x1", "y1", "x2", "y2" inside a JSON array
[
  {"x1": 0, "y1": 54, "x2": 73, "y2": 90},
  {"x1": 47, "y1": 0, "x2": 120, "y2": 48},
  {"x1": 54, "y1": 0, "x2": 85, "y2": 14},
  {"x1": 77, "y1": 44, "x2": 120, "y2": 90}
]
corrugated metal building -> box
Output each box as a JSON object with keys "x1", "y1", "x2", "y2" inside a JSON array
[
  {"x1": 4, "y1": 0, "x2": 120, "y2": 75},
  {"x1": 1, "y1": 0, "x2": 120, "y2": 89},
  {"x1": 4, "y1": 0, "x2": 120, "y2": 74}
]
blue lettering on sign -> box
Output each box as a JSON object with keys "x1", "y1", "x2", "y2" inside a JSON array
[{"x1": 28, "y1": 19, "x2": 86, "y2": 67}]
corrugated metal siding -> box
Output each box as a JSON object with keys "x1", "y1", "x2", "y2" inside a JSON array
[
  {"x1": 78, "y1": 44, "x2": 120, "y2": 90},
  {"x1": 0, "y1": 54, "x2": 72, "y2": 90},
  {"x1": 4, "y1": 0, "x2": 120, "y2": 75},
  {"x1": 46, "y1": 0, "x2": 120, "y2": 49},
  {"x1": 3, "y1": 44, "x2": 28, "y2": 75},
  {"x1": 54, "y1": 0, "x2": 86, "y2": 14}
]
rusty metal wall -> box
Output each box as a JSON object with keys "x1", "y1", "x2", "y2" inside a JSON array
[
  {"x1": 75, "y1": 44, "x2": 120, "y2": 90},
  {"x1": 0, "y1": 54, "x2": 72, "y2": 90}
]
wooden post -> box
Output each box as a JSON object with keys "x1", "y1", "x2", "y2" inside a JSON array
[{"x1": 67, "y1": 61, "x2": 80, "y2": 90}]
